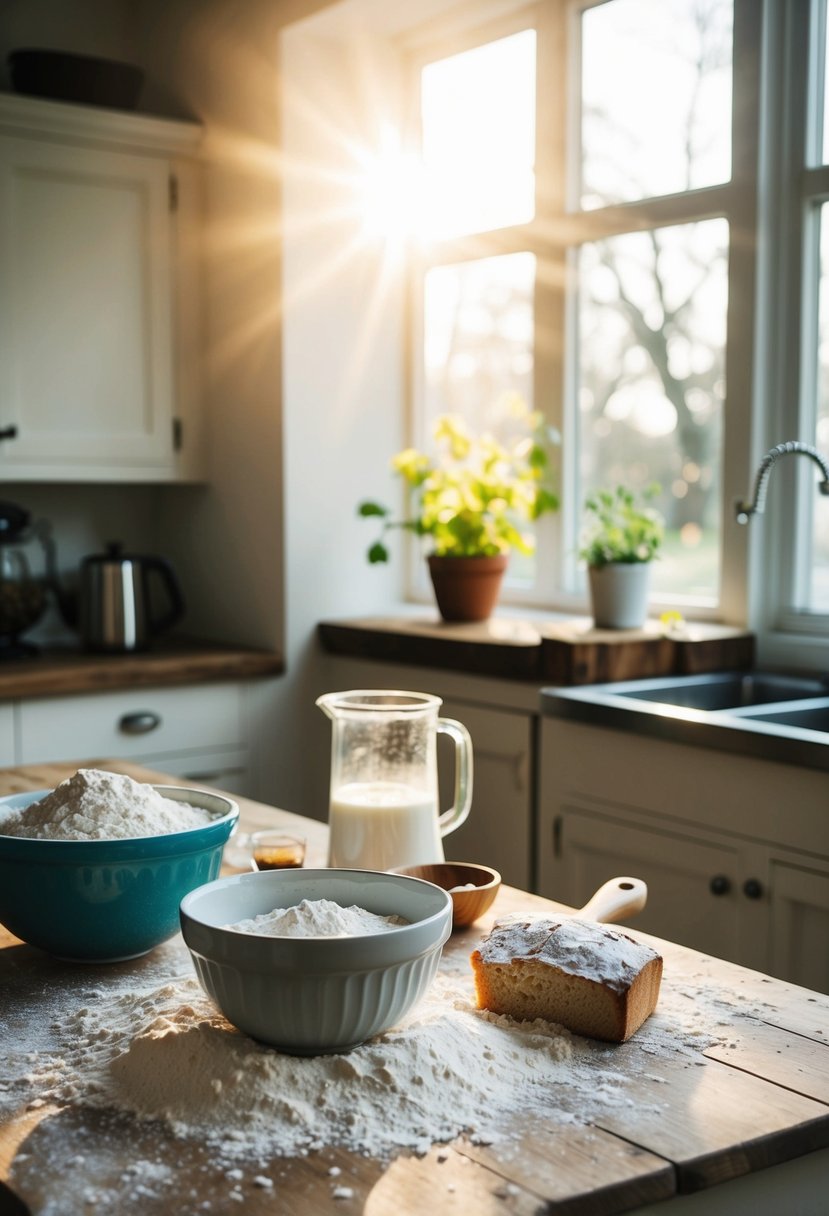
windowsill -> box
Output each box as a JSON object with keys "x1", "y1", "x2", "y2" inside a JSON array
[{"x1": 317, "y1": 611, "x2": 754, "y2": 684}]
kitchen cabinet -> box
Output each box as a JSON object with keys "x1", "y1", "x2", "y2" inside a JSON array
[
  {"x1": 0, "y1": 705, "x2": 13, "y2": 766},
  {"x1": 538, "y1": 715, "x2": 829, "y2": 991},
  {"x1": 14, "y1": 682, "x2": 249, "y2": 793},
  {"x1": 438, "y1": 696, "x2": 533, "y2": 889},
  {"x1": 0, "y1": 93, "x2": 204, "y2": 481}
]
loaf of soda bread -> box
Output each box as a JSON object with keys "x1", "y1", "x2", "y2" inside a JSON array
[{"x1": 470, "y1": 916, "x2": 663, "y2": 1043}]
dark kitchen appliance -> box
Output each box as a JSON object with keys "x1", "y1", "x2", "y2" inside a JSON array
[
  {"x1": 79, "y1": 542, "x2": 185, "y2": 653},
  {"x1": 0, "y1": 501, "x2": 48, "y2": 658}
]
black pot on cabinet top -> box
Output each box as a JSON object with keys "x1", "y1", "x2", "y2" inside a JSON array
[
  {"x1": 79, "y1": 542, "x2": 185, "y2": 654},
  {"x1": 8, "y1": 49, "x2": 145, "y2": 111}
]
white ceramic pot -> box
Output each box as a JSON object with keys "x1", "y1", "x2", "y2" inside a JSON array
[{"x1": 588, "y1": 562, "x2": 651, "y2": 629}]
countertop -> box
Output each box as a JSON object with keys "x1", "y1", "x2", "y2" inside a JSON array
[
  {"x1": 0, "y1": 639, "x2": 283, "y2": 701},
  {"x1": 1, "y1": 762, "x2": 828, "y2": 1216},
  {"x1": 319, "y1": 614, "x2": 754, "y2": 684}
]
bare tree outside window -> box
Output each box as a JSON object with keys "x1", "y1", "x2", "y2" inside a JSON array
[{"x1": 577, "y1": 0, "x2": 733, "y2": 604}]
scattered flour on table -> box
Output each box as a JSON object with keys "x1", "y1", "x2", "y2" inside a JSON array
[
  {"x1": 227, "y1": 898, "x2": 407, "y2": 937},
  {"x1": 0, "y1": 769, "x2": 212, "y2": 840},
  {"x1": 4, "y1": 937, "x2": 805, "y2": 1211}
]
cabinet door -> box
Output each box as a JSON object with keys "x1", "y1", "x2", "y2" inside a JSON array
[
  {"x1": 0, "y1": 136, "x2": 174, "y2": 477},
  {"x1": 769, "y1": 857, "x2": 829, "y2": 994},
  {"x1": 546, "y1": 807, "x2": 746, "y2": 960},
  {"x1": 438, "y1": 699, "x2": 533, "y2": 889}
]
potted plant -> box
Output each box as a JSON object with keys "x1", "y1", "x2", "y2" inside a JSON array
[
  {"x1": 359, "y1": 400, "x2": 560, "y2": 621},
  {"x1": 579, "y1": 485, "x2": 665, "y2": 629}
]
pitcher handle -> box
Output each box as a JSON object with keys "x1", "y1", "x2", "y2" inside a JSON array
[{"x1": 436, "y1": 717, "x2": 473, "y2": 838}]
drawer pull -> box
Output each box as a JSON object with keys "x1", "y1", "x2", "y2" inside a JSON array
[
  {"x1": 709, "y1": 875, "x2": 731, "y2": 896},
  {"x1": 119, "y1": 711, "x2": 161, "y2": 736}
]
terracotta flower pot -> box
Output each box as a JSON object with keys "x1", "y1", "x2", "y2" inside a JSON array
[{"x1": 427, "y1": 554, "x2": 508, "y2": 623}]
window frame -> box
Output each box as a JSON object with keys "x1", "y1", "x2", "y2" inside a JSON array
[
  {"x1": 401, "y1": 0, "x2": 774, "y2": 630},
  {"x1": 754, "y1": 0, "x2": 829, "y2": 666}
]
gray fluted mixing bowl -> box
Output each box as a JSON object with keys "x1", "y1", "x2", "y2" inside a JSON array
[{"x1": 180, "y1": 868, "x2": 453, "y2": 1054}]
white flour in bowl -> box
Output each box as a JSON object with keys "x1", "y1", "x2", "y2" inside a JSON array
[
  {"x1": 227, "y1": 898, "x2": 408, "y2": 937},
  {"x1": 0, "y1": 769, "x2": 212, "y2": 840}
]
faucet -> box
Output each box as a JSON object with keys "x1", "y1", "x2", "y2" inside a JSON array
[{"x1": 736, "y1": 441, "x2": 829, "y2": 524}]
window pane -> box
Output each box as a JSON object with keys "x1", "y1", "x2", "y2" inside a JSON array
[
  {"x1": 580, "y1": 0, "x2": 733, "y2": 209},
  {"x1": 423, "y1": 252, "x2": 535, "y2": 425},
  {"x1": 421, "y1": 31, "x2": 536, "y2": 239},
  {"x1": 812, "y1": 204, "x2": 829, "y2": 609},
  {"x1": 577, "y1": 219, "x2": 729, "y2": 603}
]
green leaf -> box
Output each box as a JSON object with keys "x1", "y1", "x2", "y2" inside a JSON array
[
  {"x1": 358, "y1": 501, "x2": 388, "y2": 518},
  {"x1": 367, "y1": 542, "x2": 389, "y2": 563}
]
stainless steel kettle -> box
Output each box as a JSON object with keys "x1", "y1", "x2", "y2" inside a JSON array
[{"x1": 79, "y1": 542, "x2": 185, "y2": 653}]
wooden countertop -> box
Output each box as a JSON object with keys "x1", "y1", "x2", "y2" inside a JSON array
[
  {"x1": 0, "y1": 639, "x2": 283, "y2": 700},
  {"x1": 1, "y1": 762, "x2": 828, "y2": 1216},
  {"x1": 319, "y1": 615, "x2": 755, "y2": 684}
]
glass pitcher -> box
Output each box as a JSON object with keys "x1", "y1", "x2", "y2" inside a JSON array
[{"x1": 316, "y1": 690, "x2": 473, "y2": 871}]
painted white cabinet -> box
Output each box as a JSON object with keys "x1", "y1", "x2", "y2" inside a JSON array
[
  {"x1": 538, "y1": 715, "x2": 829, "y2": 991},
  {"x1": 0, "y1": 94, "x2": 204, "y2": 481},
  {"x1": 0, "y1": 705, "x2": 14, "y2": 767}
]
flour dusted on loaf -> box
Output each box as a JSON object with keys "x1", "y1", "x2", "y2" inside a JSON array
[
  {"x1": 471, "y1": 916, "x2": 663, "y2": 1043},
  {"x1": 228, "y1": 898, "x2": 408, "y2": 937},
  {"x1": 0, "y1": 769, "x2": 212, "y2": 840}
]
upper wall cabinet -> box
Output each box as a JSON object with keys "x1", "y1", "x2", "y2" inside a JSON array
[{"x1": 0, "y1": 94, "x2": 205, "y2": 482}]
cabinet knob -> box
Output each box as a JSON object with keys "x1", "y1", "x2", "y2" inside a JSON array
[
  {"x1": 709, "y1": 874, "x2": 731, "y2": 896},
  {"x1": 119, "y1": 711, "x2": 161, "y2": 735},
  {"x1": 0, "y1": 426, "x2": 18, "y2": 442},
  {"x1": 743, "y1": 878, "x2": 763, "y2": 900}
]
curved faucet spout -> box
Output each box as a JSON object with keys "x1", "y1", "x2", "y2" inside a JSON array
[{"x1": 736, "y1": 441, "x2": 829, "y2": 524}]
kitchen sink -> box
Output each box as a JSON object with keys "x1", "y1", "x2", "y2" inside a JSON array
[
  {"x1": 609, "y1": 671, "x2": 828, "y2": 710},
  {"x1": 740, "y1": 700, "x2": 829, "y2": 733},
  {"x1": 541, "y1": 669, "x2": 829, "y2": 772}
]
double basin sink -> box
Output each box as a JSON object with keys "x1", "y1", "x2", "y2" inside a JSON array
[{"x1": 542, "y1": 670, "x2": 829, "y2": 771}]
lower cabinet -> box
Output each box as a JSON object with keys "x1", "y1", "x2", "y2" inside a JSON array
[
  {"x1": 438, "y1": 697, "x2": 533, "y2": 890},
  {"x1": 538, "y1": 715, "x2": 829, "y2": 992}
]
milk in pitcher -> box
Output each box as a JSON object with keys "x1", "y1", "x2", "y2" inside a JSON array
[{"x1": 328, "y1": 781, "x2": 442, "y2": 871}]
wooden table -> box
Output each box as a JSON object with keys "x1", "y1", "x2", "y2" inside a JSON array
[{"x1": 1, "y1": 761, "x2": 828, "y2": 1215}]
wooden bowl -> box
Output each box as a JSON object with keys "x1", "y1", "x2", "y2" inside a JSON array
[{"x1": 393, "y1": 862, "x2": 501, "y2": 929}]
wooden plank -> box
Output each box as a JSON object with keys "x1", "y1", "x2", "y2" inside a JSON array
[
  {"x1": 0, "y1": 641, "x2": 283, "y2": 701},
  {"x1": 540, "y1": 622, "x2": 675, "y2": 685},
  {"x1": 704, "y1": 1021, "x2": 829, "y2": 1104},
  {"x1": 592, "y1": 1051, "x2": 829, "y2": 1193},
  {"x1": 318, "y1": 618, "x2": 543, "y2": 681},
  {"x1": 458, "y1": 1121, "x2": 676, "y2": 1215}
]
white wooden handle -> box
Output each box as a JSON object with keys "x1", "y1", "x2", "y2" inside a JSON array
[{"x1": 577, "y1": 876, "x2": 648, "y2": 924}]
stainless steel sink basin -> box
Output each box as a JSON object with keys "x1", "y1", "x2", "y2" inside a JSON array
[
  {"x1": 541, "y1": 669, "x2": 829, "y2": 772},
  {"x1": 741, "y1": 700, "x2": 829, "y2": 733},
  {"x1": 611, "y1": 671, "x2": 828, "y2": 710}
]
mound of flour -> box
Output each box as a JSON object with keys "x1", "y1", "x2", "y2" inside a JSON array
[
  {"x1": 0, "y1": 769, "x2": 212, "y2": 840},
  {"x1": 228, "y1": 898, "x2": 408, "y2": 937}
]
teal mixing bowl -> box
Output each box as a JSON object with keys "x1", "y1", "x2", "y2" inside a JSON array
[{"x1": 0, "y1": 786, "x2": 238, "y2": 962}]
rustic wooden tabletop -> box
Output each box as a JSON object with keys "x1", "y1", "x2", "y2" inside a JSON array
[{"x1": 1, "y1": 761, "x2": 827, "y2": 1215}]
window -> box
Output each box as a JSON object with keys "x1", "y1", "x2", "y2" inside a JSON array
[{"x1": 405, "y1": 0, "x2": 829, "y2": 649}]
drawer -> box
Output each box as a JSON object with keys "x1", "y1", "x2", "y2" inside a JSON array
[{"x1": 18, "y1": 684, "x2": 244, "y2": 765}]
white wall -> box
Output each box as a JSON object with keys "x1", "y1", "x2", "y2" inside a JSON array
[{"x1": 0, "y1": 0, "x2": 411, "y2": 816}]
